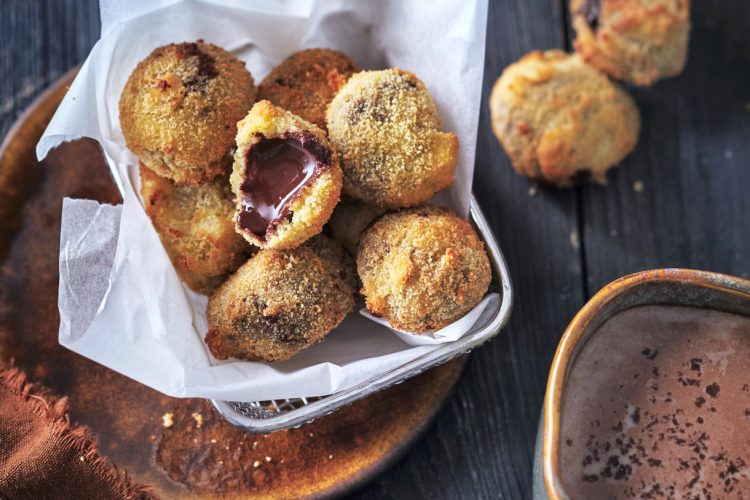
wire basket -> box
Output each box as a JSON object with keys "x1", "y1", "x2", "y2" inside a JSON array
[{"x1": 211, "y1": 194, "x2": 513, "y2": 433}]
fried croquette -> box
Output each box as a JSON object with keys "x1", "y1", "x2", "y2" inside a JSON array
[
  {"x1": 571, "y1": 0, "x2": 690, "y2": 86},
  {"x1": 230, "y1": 100, "x2": 342, "y2": 249},
  {"x1": 357, "y1": 206, "x2": 491, "y2": 333},
  {"x1": 489, "y1": 50, "x2": 640, "y2": 186},
  {"x1": 205, "y1": 235, "x2": 356, "y2": 362},
  {"x1": 327, "y1": 196, "x2": 387, "y2": 255},
  {"x1": 305, "y1": 234, "x2": 358, "y2": 292},
  {"x1": 257, "y1": 48, "x2": 357, "y2": 130},
  {"x1": 120, "y1": 40, "x2": 256, "y2": 185},
  {"x1": 140, "y1": 164, "x2": 252, "y2": 294},
  {"x1": 326, "y1": 68, "x2": 459, "y2": 208}
]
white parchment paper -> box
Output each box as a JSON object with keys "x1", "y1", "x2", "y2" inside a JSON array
[
  {"x1": 360, "y1": 294, "x2": 500, "y2": 346},
  {"x1": 39, "y1": 0, "x2": 489, "y2": 402}
]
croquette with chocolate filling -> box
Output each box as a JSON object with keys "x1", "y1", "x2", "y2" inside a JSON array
[
  {"x1": 140, "y1": 164, "x2": 253, "y2": 294},
  {"x1": 489, "y1": 50, "x2": 640, "y2": 186},
  {"x1": 205, "y1": 235, "x2": 356, "y2": 362},
  {"x1": 357, "y1": 206, "x2": 491, "y2": 333},
  {"x1": 258, "y1": 48, "x2": 357, "y2": 130},
  {"x1": 327, "y1": 196, "x2": 388, "y2": 255},
  {"x1": 326, "y1": 68, "x2": 459, "y2": 208},
  {"x1": 120, "y1": 40, "x2": 256, "y2": 185},
  {"x1": 230, "y1": 100, "x2": 342, "y2": 249},
  {"x1": 571, "y1": 0, "x2": 690, "y2": 86}
]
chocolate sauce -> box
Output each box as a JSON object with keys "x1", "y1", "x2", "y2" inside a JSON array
[
  {"x1": 578, "y1": 0, "x2": 602, "y2": 30},
  {"x1": 238, "y1": 133, "x2": 328, "y2": 238}
]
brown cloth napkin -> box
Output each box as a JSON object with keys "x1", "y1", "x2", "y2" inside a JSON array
[{"x1": 0, "y1": 362, "x2": 155, "y2": 500}]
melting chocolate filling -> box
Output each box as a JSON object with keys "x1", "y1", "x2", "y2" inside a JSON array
[
  {"x1": 578, "y1": 0, "x2": 602, "y2": 30},
  {"x1": 238, "y1": 133, "x2": 329, "y2": 239}
]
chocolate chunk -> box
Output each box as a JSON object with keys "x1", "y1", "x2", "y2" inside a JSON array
[
  {"x1": 238, "y1": 133, "x2": 329, "y2": 238},
  {"x1": 706, "y1": 383, "x2": 720, "y2": 398},
  {"x1": 174, "y1": 42, "x2": 218, "y2": 92},
  {"x1": 632, "y1": 406, "x2": 641, "y2": 424},
  {"x1": 690, "y1": 357, "x2": 703, "y2": 371},
  {"x1": 578, "y1": 0, "x2": 602, "y2": 31},
  {"x1": 642, "y1": 348, "x2": 659, "y2": 360}
]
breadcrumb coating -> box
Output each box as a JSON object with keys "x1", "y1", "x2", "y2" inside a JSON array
[
  {"x1": 357, "y1": 206, "x2": 491, "y2": 333},
  {"x1": 230, "y1": 101, "x2": 342, "y2": 249},
  {"x1": 120, "y1": 40, "x2": 256, "y2": 185},
  {"x1": 205, "y1": 235, "x2": 356, "y2": 362},
  {"x1": 140, "y1": 164, "x2": 253, "y2": 294},
  {"x1": 489, "y1": 50, "x2": 640, "y2": 186},
  {"x1": 258, "y1": 48, "x2": 357, "y2": 130},
  {"x1": 326, "y1": 68, "x2": 459, "y2": 208},
  {"x1": 571, "y1": 0, "x2": 690, "y2": 86}
]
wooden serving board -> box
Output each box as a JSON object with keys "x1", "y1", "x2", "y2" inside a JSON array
[{"x1": 0, "y1": 69, "x2": 467, "y2": 499}]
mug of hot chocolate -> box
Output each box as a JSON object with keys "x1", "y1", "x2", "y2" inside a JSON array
[{"x1": 535, "y1": 269, "x2": 750, "y2": 499}]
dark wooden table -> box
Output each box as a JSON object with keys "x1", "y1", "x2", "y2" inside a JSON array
[{"x1": 2, "y1": 1, "x2": 748, "y2": 498}]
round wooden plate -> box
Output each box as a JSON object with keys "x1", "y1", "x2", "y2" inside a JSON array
[{"x1": 0, "y1": 69, "x2": 467, "y2": 499}]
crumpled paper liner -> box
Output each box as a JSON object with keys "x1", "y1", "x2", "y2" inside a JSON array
[{"x1": 40, "y1": 0, "x2": 490, "y2": 402}]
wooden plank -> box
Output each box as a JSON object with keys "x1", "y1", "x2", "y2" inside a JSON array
[
  {"x1": 0, "y1": 1, "x2": 588, "y2": 498},
  {"x1": 0, "y1": 0, "x2": 100, "y2": 139},
  {"x1": 355, "y1": 1, "x2": 586, "y2": 498},
  {"x1": 572, "y1": 2, "x2": 750, "y2": 294}
]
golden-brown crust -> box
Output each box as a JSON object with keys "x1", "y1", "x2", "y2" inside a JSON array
[
  {"x1": 139, "y1": 164, "x2": 254, "y2": 295},
  {"x1": 571, "y1": 0, "x2": 690, "y2": 86},
  {"x1": 205, "y1": 235, "x2": 356, "y2": 362},
  {"x1": 326, "y1": 68, "x2": 459, "y2": 208},
  {"x1": 258, "y1": 48, "x2": 358, "y2": 130},
  {"x1": 120, "y1": 41, "x2": 256, "y2": 185},
  {"x1": 357, "y1": 206, "x2": 491, "y2": 333},
  {"x1": 305, "y1": 234, "x2": 358, "y2": 292},
  {"x1": 230, "y1": 100, "x2": 342, "y2": 250},
  {"x1": 489, "y1": 50, "x2": 640, "y2": 187}
]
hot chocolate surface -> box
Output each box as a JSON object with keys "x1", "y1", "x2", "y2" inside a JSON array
[{"x1": 561, "y1": 305, "x2": 750, "y2": 499}]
